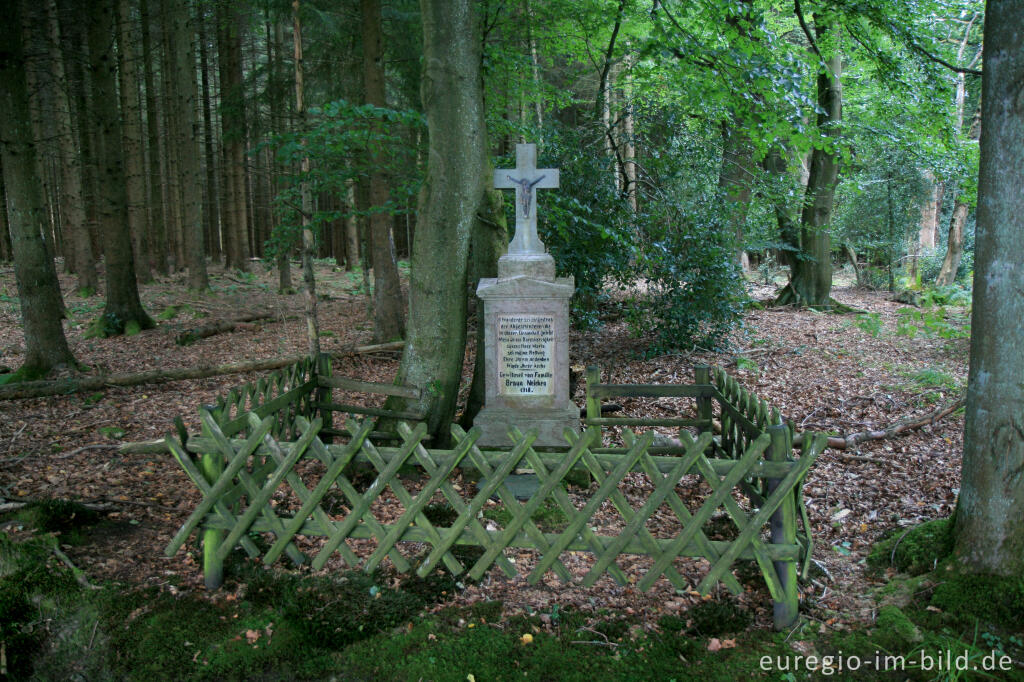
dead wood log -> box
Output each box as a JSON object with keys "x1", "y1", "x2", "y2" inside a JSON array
[
  {"x1": 791, "y1": 396, "x2": 965, "y2": 450},
  {"x1": 0, "y1": 341, "x2": 405, "y2": 401},
  {"x1": 174, "y1": 313, "x2": 274, "y2": 345}
]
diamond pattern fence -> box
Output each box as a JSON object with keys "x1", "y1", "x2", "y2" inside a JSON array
[{"x1": 163, "y1": 360, "x2": 823, "y2": 629}]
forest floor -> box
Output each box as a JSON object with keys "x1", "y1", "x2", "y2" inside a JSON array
[{"x1": 2, "y1": 260, "x2": 1009, "y2": 680}]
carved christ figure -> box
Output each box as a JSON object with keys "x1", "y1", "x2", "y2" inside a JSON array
[
  {"x1": 493, "y1": 143, "x2": 560, "y2": 255},
  {"x1": 508, "y1": 173, "x2": 547, "y2": 218}
]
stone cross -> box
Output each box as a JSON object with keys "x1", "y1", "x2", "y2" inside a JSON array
[{"x1": 494, "y1": 143, "x2": 559, "y2": 255}]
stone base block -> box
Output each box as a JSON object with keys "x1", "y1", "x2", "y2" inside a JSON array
[{"x1": 473, "y1": 405, "x2": 580, "y2": 449}]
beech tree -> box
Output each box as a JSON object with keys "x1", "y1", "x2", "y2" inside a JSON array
[
  {"x1": 954, "y1": 0, "x2": 1023, "y2": 577},
  {"x1": 390, "y1": 0, "x2": 491, "y2": 442},
  {"x1": 0, "y1": 0, "x2": 77, "y2": 376}
]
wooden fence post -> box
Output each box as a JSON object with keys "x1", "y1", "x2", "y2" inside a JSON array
[
  {"x1": 585, "y1": 365, "x2": 602, "y2": 448},
  {"x1": 316, "y1": 352, "x2": 333, "y2": 442},
  {"x1": 199, "y1": 409, "x2": 226, "y2": 589},
  {"x1": 694, "y1": 365, "x2": 712, "y2": 434},
  {"x1": 767, "y1": 423, "x2": 798, "y2": 629}
]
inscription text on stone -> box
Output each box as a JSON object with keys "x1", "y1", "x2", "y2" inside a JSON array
[{"x1": 497, "y1": 314, "x2": 555, "y2": 396}]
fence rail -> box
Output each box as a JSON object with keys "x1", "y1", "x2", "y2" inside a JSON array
[{"x1": 164, "y1": 361, "x2": 823, "y2": 629}]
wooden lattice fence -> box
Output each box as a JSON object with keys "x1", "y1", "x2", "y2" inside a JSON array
[{"x1": 160, "y1": 360, "x2": 824, "y2": 629}]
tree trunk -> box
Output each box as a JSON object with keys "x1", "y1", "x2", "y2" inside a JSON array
[
  {"x1": 139, "y1": 0, "x2": 168, "y2": 275},
  {"x1": 159, "y1": 0, "x2": 184, "y2": 271},
  {"x1": 389, "y1": 0, "x2": 488, "y2": 443},
  {"x1": 919, "y1": 173, "x2": 941, "y2": 251},
  {"x1": 344, "y1": 180, "x2": 360, "y2": 271},
  {"x1": 459, "y1": 186, "x2": 508, "y2": 428},
  {"x1": 293, "y1": 0, "x2": 319, "y2": 359},
  {"x1": 361, "y1": 0, "x2": 405, "y2": 343},
  {"x1": 0, "y1": 0, "x2": 77, "y2": 375},
  {"x1": 217, "y1": 0, "x2": 250, "y2": 271},
  {"x1": 776, "y1": 17, "x2": 841, "y2": 308},
  {"x1": 198, "y1": 4, "x2": 220, "y2": 263},
  {"x1": 117, "y1": 0, "x2": 153, "y2": 285},
  {"x1": 87, "y1": 0, "x2": 153, "y2": 335},
  {"x1": 170, "y1": 0, "x2": 208, "y2": 291},
  {"x1": 45, "y1": 0, "x2": 96, "y2": 295},
  {"x1": 955, "y1": 0, "x2": 1024, "y2": 577},
  {"x1": 935, "y1": 198, "x2": 967, "y2": 286},
  {"x1": 718, "y1": 122, "x2": 756, "y2": 270}
]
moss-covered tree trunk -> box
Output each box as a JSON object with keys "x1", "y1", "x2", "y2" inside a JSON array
[
  {"x1": 775, "y1": 17, "x2": 841, "y2": 308},
  {"x1": 389, "y1": 0, "x2": 489, "y2": 445},
  {"x1": 0, "y1": 0, "x2": 76, "y2": 375},
  {"x1": 954, "y1": 0, "x2": 1024, "y2": 577},
  {"x1": 87, "y1": 0, "x2": 153, "y2": 336}
]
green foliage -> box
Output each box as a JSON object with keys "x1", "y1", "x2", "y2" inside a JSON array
[
  {"x1": 266, "y1": 100, "x2": 425, "y2": 262},
  {"x1": 895, "y1": 305, "x2": 970, "y2": 340},
  {"x1": 855, "y1": 312, "x2": 884, "y2": 337},
  {"x1": 929, "y1": 573, "x2": 1024, "y2": 630}
]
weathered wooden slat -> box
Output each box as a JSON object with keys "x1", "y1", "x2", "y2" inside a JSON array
[
  {"x1": 199, "y1": 515, "x2": 801, "y2": 562},
  {"x1": 310, "y1": 422, "x2": 429, "y2": 571},
  {"x1": 715, "y1": 394, "x2": 763, "y2": 438},
  {"x1": 639, "y1": 434, "x2": 770, "y2": 591},
  {"x1": 581, "y1": 431, "x2": 712, "y2": 588},
  {"x1": 695, "y1": 433, "x2": 823, "y2": 595},
  {"x1": 582, "y1": 417, "x2": 704, "y2": 427},
  {"x1": 363, "y1": 429, "x2": 475, "y2": 574},
  {"x1": 588, "y1": 383, "x2": 714, "y2": 399},
  {"x1": 316, "y1": 375, "x2": 421, "y2": 399},
  {"x1": 528, "y1": 432, "x2": 652, "y2": 584},
  {"x1": 513, "y1": 427, "x2": 624, "y2": 585},
  {"x1": 220, "y1": 382, "x2": 317, "y2": 437},
  {"x1": 261, "y1": 419, "x2": 375, "y2": 565},
  {"x1": 312, "y1": 401, "x2": 425, "y2": 422},
  {"x1": 165, "y1": 413, "x2": 276, "y2": 555},
  {"x1": 633, "y1": 430, "x2": 743, "y2": 594},
  {"x1": 183, "y1": 436, "x2": 797, "y2": 479}
]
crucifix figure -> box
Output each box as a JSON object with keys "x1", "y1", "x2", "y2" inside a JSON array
[{"x1": 494, "y1": 143, "x2": 559, "y2": 255}]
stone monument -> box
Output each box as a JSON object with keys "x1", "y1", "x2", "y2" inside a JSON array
[{"x1": 473, "y1": 143, "x2": 580, "y2": 448}]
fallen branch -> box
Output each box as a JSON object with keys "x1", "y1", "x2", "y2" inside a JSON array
[
  {"x1": 0, "y1": 341, "x2": 405, "y2": 401},
  {"x1": 792, "y1": 396, "x2": 964, "y2": 450},
  {"x1": 174, "y1": 312, "x2": 274, "y2": 345}
]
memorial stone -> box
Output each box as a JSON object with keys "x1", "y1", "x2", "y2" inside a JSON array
[{"x1": 473, "y1": 144, "x2": 580, "y2": 448}]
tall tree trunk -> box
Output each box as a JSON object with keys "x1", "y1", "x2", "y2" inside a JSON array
[
  {"x1": 918, "y1": 173, "x2": 941, "y2": 251},
  {"x1": 171, "y1": 0, "x2": 208, "y2": 290},
  {"x1": 935, "y1": 199, "x2": 968, "y2": 286},
  {"x1": 46, "y1": 0, "x2": 97, "y2": 294},
  {"x1": 389, "y1": 0, "x2": 488, "y2": 443},
  {"x1": 0, "y1": 177, "x2": 11, "y2": 262},
  {"x1": 361, "y1": 0, "x2": 405, "y2": 342},
  {"x1": 955, "y1": 0, "x2": 1024, "y2": 577},
  {"x1": 776, "y1": 16, "x2": 841, "y2": 308},
  {"x1": 139, "y1": 0, "x2": 168, "y2": 274},
  {"x1": 118, "y1": 0, "x2": 153, "y2": 285},
  {"x1": 198, "y1": 5, "x2": 221, "y2": 263},
  {"x1": 87, "y1": 0, "x2": 153, "y2": 336},
  {"x1": 0, "y1": 0, "x2": 77, "y2": 375},
  {"x1": 718, "y1": 122, "x2": 756, "y2": 270},
  {"x1": 159, "y1": 0, "x2": 184, "y2": 271},
  {"x1": 269, "y1": 17, "x2": 292, "y2": 293},
  {"x1": 344, "y1": 180, "x2": 360, "y2": 271},
  {"x1": 217, "y1": 0, "x2": 250, "y2": 271},
  {"x1": 293, "y1": 0, "x2": 319, "y2": 359}
]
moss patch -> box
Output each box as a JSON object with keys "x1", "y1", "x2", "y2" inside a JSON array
[{"x1": 868, "y1": 517, "x2": 954, "y2": 575}]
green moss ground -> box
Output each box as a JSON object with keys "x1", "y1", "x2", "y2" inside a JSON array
[{"x1": 3, "y1": 508, "x2": 1023, "y2": 681}]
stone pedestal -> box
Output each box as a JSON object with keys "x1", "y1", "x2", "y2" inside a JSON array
[{"x1": 473, "y1": 254, "x2": 579, "y2": 448}]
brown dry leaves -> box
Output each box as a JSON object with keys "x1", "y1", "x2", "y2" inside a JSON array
[{"x1": 0, "y1": 265, "x2": 967, "y2": 630}]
